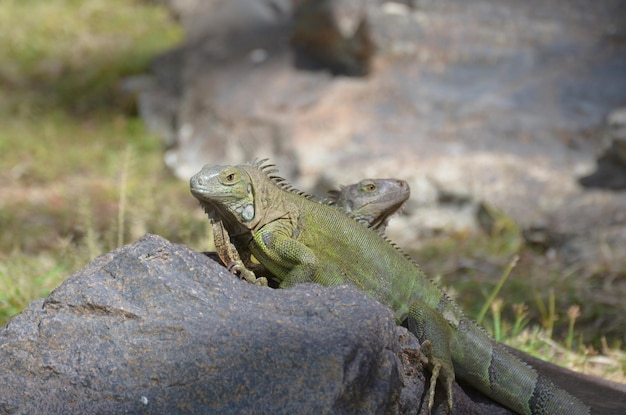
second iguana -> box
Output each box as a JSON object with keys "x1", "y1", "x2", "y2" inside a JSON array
[
  {"x1": 327, "y1": 178, "x2": 409, "y2": 233},
  {"x1": 189, "y1": 159, "x2": 590, "y2": 415}
]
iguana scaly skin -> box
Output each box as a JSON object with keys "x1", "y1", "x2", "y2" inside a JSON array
[
  {"x1": 327, "y1": 178, "x2": 410, "y2": 233},
  {"x1": 209, "y1": 178, "x2": 410, "y2": 285},
  {"x1": 189, "y1": 160, "x2": 590, "y2": 415}
]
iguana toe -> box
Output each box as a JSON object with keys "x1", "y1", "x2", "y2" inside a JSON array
[
  {"x1": 229, "y1": 263, "x2": 258, "y2": 284},
  {"x1": 254, "y1": 276, "x2": 269, "y2": 286},
  {"x1": 420, "y1": 340, "x2": 455, "y2": 414}
]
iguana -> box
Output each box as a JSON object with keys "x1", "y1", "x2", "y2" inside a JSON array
[
  {"x1": 208, "y1": 178, "x2": 410, "y2": 286},
  {"x1": 189, "y1": 159, "x2": 590, "y2": 415},
  {"x1": 326, "y1": 178, "x2": 410, "y2": 233}
]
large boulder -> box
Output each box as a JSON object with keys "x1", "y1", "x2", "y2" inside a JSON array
[{"x1": 0, "y1": 234, "x2": 504, "y2": 415}]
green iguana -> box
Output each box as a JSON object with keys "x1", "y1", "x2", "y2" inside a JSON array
[
  {"x1": 326, "y1": 178, "x2": 410, "y2": 233},
  {"x1": 209, "y1": 178, "x2": 410, "y2": 286},
  {"x1": 189, "y1": 159, "x2": 590, "y2": 415}
]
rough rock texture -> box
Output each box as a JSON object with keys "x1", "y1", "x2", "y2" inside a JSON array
[
  {"x1": 0, "y1": 234, "x2": 518, "y2": 415},
  {"x1": 2, "y1": 235, "x2": 624, "y2": 413}
]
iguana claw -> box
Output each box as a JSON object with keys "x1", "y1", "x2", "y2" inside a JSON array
[
  {"x1": 420, "y1": 340, "x2": 454, "y2": 414},
  {"x1": 228, "y1": 263, "x2": 267, "y2": 286},
  {"x1": 254, "y1": 276, "x2": 268, "y2": 286}
]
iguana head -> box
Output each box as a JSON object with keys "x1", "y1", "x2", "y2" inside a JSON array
[
  {"x1": 328, "y1": 178, "x2": 410, "y2": 230},
  {"x1": 192, "y1": 159, "x2": 313, "y2": 232},
  {"x1": 190, "y1": 163, "x2": 258, "y2": 225}
]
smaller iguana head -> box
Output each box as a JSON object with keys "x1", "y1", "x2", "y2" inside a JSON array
[
  {"x1": 190, "y1": 164, "x2": 258, "y2": 227},
  {"x1": 328, "y1": 178, "x2": 410, "y2": 231}
]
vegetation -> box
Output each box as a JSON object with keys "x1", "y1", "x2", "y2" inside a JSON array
[
  {"x1": 0, "y1": 0, "x2": 205, "y2": 324},
  {"x1": 0, "y1": 0, "x2": 623, "y2": 384},
  {"x1": 409, "y1": 205, "x2": 625, "y2": 383}
]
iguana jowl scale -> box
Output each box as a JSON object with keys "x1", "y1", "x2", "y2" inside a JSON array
[{"x1": 189, "y1": 159, "x2": 590, "y2": 415}]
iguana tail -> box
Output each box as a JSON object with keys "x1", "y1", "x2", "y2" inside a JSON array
[{"x1": 438, "y1": 316, "x2": 590, "y2": 415}]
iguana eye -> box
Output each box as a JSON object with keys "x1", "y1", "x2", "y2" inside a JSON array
[
  {"x1": 221, "y1": 169, "x2": 239, "y2": 184},
  {"x1": 362, "y1": 183, "x2": 376, "y2": 192}
]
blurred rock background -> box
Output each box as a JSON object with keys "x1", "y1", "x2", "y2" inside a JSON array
[{"x1": 140, "y1": 0, "x2": 625, "y2": 253}]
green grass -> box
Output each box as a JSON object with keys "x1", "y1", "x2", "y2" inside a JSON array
[
  {"x1": 0, "y1": 0, "x2": 623, "y2": 385},
  {"x1": 409, "y1": 205, "x2": 625, "y2": 381},
  {"x1": 0, "y1": 0, "x2": 198, "y2": 324},
  {"x1": 0, "y1": 0, "x2": 177, "y2": 114}
]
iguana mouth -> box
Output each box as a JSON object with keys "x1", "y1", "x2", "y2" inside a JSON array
[{"x1": 190, "y1": 181, "x2": 237, "y2": 208}]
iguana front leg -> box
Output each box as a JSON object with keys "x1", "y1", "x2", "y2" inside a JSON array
[
  {"x1": 212, "y1": 220, "x2": 267, "y2": 286},
  {"x1": 250, "y1": 228, "x2": 318, "y2": 287},
  {"x1": 248, "y1": 221, "x2": 347, "y2": 288}
]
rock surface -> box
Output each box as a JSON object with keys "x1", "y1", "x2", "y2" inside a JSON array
[
  {"x1": 0, "y1": 234, "x2": 518, "y2": 415},
  {"x1": 2, "y1": 234, "x2": 624, "y2": 413}
]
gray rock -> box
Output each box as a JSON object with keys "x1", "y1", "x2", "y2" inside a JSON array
[
  {"x1": 0, "y1": 234, "x2": 403, "y2": 414},
  {"x1": 291, "y1": 0, "x2": 375, "y2": 76},
  {"x1": 0, "y1": 234, "x2": 523, "y2": 414}
]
